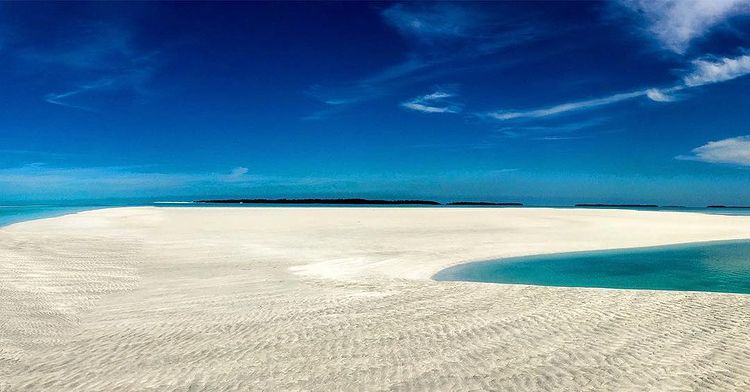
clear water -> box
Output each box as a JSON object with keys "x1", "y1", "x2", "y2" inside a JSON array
[
  {"x1": 434, "y1": 241, "x2": 750, "y2": 294},
  {"x1": 0, "y1": 205, "x2": 102, "y2": 227}
]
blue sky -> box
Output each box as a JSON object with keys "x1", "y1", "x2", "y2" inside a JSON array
[{"x1": 2, "y1": 1, "x2": 750, "y2": 205}]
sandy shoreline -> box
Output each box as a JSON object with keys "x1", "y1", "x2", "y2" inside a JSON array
[{"x1": 3, "y1": 206, "x2": 750, "y2": 390}]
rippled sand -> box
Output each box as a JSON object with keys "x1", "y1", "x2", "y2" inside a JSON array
[{"x1": 3, "y1": 207, "x2": 750, "y2": 391}]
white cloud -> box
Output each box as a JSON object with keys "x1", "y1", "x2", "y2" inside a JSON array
[
  {"x1": 305, "y1": 4, "x2": 535, "y2": 120},
  {"x1": 486, "y1": 51, "x2": 750, "y2": 122},
  {"x1": 44, "y1": 66, "x2": 153, "y2": 111},
  {"x1": 229, "y1": 166, "x2": 249, "y2": 176},
  {"x1": 683, "y1": 53, "x2": 750, "y2": 86},
  {"x1": 420, "y1": 91, "x2": 452, "y2": 100},
  {"x1": 225, "y1": 166, "x2": 250, "y2": 181},
  {"x1": 45, "y1": 78, "x2": 117, "y2": 111},
  {"x1": 488, "y1": 90, "x2": 646, "y2": 120},
  {"x1": 401, "y1": 90, "x2": 461, "y2": 114},
  {"x1": 646, "y1": 88, "x2": 675, "y2": 102},
  {"x1": 619, "y1": 0, "x2": 750, "y2": 53},
  {"x1": 402, "y1": 103, "x2": 454, "y2": 113},
  {"x1": 678, "y1": 135, "x2": 750, "y2": 165}
]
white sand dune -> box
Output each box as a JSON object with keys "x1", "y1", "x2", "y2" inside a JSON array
[{"x1": 3, "y1": 206, "x2": 750, "y2": 391}]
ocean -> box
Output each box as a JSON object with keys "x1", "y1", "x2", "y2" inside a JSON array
[{"x1": 0, "y1": 205, "x2": 103, "y2": 227}]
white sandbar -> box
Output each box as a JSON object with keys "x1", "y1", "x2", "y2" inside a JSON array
[{"x1": 3, "y1": 206, "x2": 750, "y2": 390}]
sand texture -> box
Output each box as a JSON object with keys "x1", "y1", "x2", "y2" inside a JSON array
[{"x1": 3, "y1": 207, "x2": 750, "y2": 391}]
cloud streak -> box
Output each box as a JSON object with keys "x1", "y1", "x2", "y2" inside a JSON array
[
  {"x1": 488, "y1": 90, "x2": 648, "y2": 121},
  {"x1": 21, "y1": 27, "x2": 140, "y2": 71},
  {"x1": 44, "y1": 67, "x2": 153, "y2": 111},
  {"x1": 225, "y1": 166, "x2": 250, "y2": 181},
  {"x1": 645, "y1": 88, "x2": 675, "y2": 102},
  {"x1": 487, "y1": 50, "x2": 750, "y2": 122},
  {"x1": 44, "y1": 78, "x2": 117, "y2": 111},
  {"x1": 497, "y1": 117, "x2": 609, "y2": 139},
  {"x1": 305, "y1": 3, "x2": 536, "y2": 120},
  {"x1": 0, "y1": 163, "x2": 526, "y2": 201},
  {"x1": 481, "y1": 2, "x2": 750, "y2": 126},
  {"x1": 17, "y1": 25, "x2": 158, "y2": 111},
  {"x1": 382, "y1": 3, "x2": 483, "y2": 43},
  {"x1": 401, "y1": 90, "x2": 461, "y2": 114},
  {"x1": 683, "y1": 53, "x2": 750, "y2": 86},
  {"x1": 678, "y1": 135, "x2": 750, "y2": 166},
  {"x1": 618, "y1": 0, "x2": 750, "y2": 54},
  {"x1": 0, "y1": 165, "x2": 273, "y2": 199}
]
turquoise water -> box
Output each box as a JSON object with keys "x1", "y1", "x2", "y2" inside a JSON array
[
  {"x1": 0, "y1": 205, "x2": 102, "y2": 227},
  {"x1": 434, "y1": 241, "x2": 750, "y2": 294}
]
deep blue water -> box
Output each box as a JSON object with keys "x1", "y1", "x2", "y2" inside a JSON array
[{"x1": 434, "y1": 241, "x2": 750, "y2": 294}]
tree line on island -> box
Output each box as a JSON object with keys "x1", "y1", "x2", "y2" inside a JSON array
[
  {"x1": 194, "y1": 198, "x2": 522, "y2": 206},
  {"x1": 193, "y1": 199, "x2": 750, "y2": 208}
]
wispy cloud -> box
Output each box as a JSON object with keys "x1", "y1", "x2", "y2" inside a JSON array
[
  {"x1": 401, "y1": 90, "x2": 461, "y2": 114},
  {"x1": 0, "y1": 164, "x2": 195, "y2": 195},
  {"x1": 44, "y1": 78, "x2": 118, "y2": 111},
  {"x1": 683, "y1": 53, "x2": 750, "y2": 86},
  {"x1": 678, "y1": 135, "x2": 750, "y2": 166},
  {"x1": 618, "y1": 0, "x2": 750, "y2": 54},
  {"x1": 487, "y1": 50, "x2": 750, "y2": 122},
  {"x1": 303, "y1": 56, "x2": 430, "y2": 120},
  {"x1": 305, "y1": 3, "x2": 536, "y2": 120},
  {"x1": 488, "y1": 90, "x2": 647, "y2": 121},
  {"x1": 645, "y1": 88, "x2": 676, "y2": 102},
  {"x1": 497, "y1": 117, "x2": 609, "y2": 139},
  {"x1": 531, "y1": 135, "x2": 590, "y2": 141},
  {"x1": 0, "y1": 163, "x2": 524, "y2": 200},
  {"x1": 382, "y1": 3, "x2": 483, "y2": 43},
  {"x1": 0, "y1": 164, "x2": 269, "y2": 199},
  {"x1": 17, "y1": 25, "x2": 157, "y2": 111},
  {"x1": 45, "y1": 91, "x2": 96, "y2": 111},
  {"x1": 44, "y1": 67, "x2": 153, "y2": 111},
  {"x1": 474, "y1": 2, "x2": 750, "y2": 125},
  {"x1": 225, "y1": 166, "x2": 250, "y2": 181},
  {"x1": 21, "y1": 27, "x2": 140, "y2": 70}
]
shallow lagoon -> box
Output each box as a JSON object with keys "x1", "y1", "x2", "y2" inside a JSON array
[
  {"x1": 0, "y1": 205, "x2": 96, "y2": 227},
  {"x1": 435, "y1": 241, "x2": 750, "y2": 294}
]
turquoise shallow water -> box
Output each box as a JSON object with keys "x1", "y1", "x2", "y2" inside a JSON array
[
  {"x1": 0, "y1": 205, "x2": 100, "y2": 227},
  {"x1": 434, "y1": 241, "x2": 750, "y2": 294}
]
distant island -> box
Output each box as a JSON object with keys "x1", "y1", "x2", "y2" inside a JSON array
[
  {"x1": 707, "y1": 205, "x2": 750, "y2": 209},
  {"x1": 575, "y1": 204, "x2": 659, "y2": 208},
  {"x1": 195, "y1": 198, "x2": 441, "y2": 205},
  {"x1": 447, "y1": 201, "x2": 523, "y2": 206}
]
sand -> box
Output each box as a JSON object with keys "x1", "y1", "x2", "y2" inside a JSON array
[{"x1": 3, "y1": 206, "x2": 750, "y2": 391}]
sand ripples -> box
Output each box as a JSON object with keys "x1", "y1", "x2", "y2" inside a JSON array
[
  {"x1": 0, "y1": 232, "x2": 141, "y2": 391},
  {"x1": 3, "y1": 207, "x2": 750, "y2": 391}
]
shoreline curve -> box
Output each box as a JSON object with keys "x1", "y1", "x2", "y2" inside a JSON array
[{"x1": 6, "y1": 206, "x2": 750, "y2": 390}]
